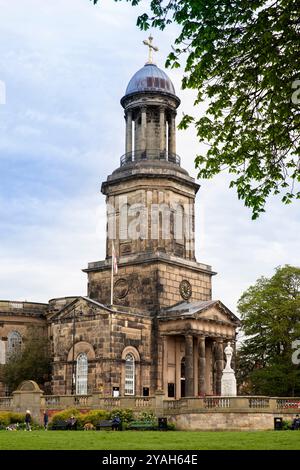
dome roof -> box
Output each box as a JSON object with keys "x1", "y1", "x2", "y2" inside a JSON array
[{"x1": 125, "y1": 63, "x2": 176, "y2": 96}]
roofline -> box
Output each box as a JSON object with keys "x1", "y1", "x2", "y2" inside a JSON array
[
  {"x1": 159, "y1": 299, "x2": 241, "y2": 325},
  {"x1": 121, "y1": 90, "x2": 180, "y2": 108}
]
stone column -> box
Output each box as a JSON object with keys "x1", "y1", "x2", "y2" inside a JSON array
[
  {"x1": 215, "y1": 340, "x2": 224, "y2": 395},
  {"x1": 168, "y1": 111, "x2": 176, "y2": 156},
  {"x1": 162, "y1": 336, "x2": 168, "y2": 397},
  {"x1": 231, "y1": 339, "x2": 236, "y2": 371},
  {"x1": 198, "y1": 336, "x2": 206, "y2": 396},
  {"x1": 159, "y1": 106, "x2": 166, "y2": 154},
  {"x1": 141, "y1": 106, "x2": 147, "y2": 154},
  {"x1": 125, "y1": 110, "x2": 132, "y2": 155},
  {"x1": 185, "y1": 334, "x2": 194, "y2": 397}
]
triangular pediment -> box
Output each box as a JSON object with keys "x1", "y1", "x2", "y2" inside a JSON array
[
  {"x1": 48, "y1": 296, "x2": 112, "y2": 321},
  {"x1": 195, "y1": 302, "x2": 238, "y2": 324},
  {"x1": 159, "y1": 300, "x2": 240, "y2": 326}
]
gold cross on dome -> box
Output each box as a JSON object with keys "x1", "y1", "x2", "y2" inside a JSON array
[{"x1": 143, "y1": 35, "x2": 159, "y2": 64}]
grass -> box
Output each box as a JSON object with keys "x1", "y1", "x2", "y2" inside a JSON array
[{"x1": 0, "y1": 430, "x2": 300, "y2": 450}]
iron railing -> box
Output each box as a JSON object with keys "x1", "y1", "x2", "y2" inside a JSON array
[{"x1": 120, "y1": 149, "x2": 181, "y2": 167}]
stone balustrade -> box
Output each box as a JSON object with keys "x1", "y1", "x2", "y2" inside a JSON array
[
  {"x1": 2, "y1": 393, "x2": 300, "y2": 417},
  {"x1": 0, "y1": 397, "x2": 13, "y2": 409}
]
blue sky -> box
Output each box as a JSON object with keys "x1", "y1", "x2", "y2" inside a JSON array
[{"x1": 0, "y1": 0, "x2": 299, "y2": 313}]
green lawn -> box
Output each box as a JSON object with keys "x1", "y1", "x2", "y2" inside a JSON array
[{"x1": 0, "y1": 430, "x2": 300, "y2": 450}]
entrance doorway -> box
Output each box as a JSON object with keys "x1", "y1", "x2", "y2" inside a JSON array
[{"x1": 180, "y1": 357, "x2": 185, "y2": 398}]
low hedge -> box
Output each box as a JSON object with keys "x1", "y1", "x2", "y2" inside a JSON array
[
  {"x1": 49, "y1": 408, "x2": 110, "y2": 429},
  {"x1": 0, "y1": 412, "x2": 25, "y2": 427}
]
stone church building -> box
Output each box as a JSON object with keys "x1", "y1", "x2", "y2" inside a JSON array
[{"x1": 0, "y1": 49, "x2": 239, "y2": 399}]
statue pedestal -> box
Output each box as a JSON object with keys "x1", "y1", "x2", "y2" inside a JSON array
[{"x1": 221, "y1": 369, "x2": 237, "y2": 396}]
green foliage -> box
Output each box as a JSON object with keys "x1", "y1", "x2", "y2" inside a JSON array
[
  {"x1": 0, "y1": 412, "x2": 25, "y2": 426},
  {"x1": 2, "y1": 326, "x2": 51, "y2": 393},
  {"x1": 237, "y1": 265, "x2": 300, "y2": 396},
  {"x1": 282, "y1": 420, "x2": 292, "y2": 431},
  {"x1": 136, "y1": 409, "x2": 156, "y2": 424},
  {"x1": 108, "y1": 408, "x2": 134, "y2": 423},
  {"x1": 49, "y1": 408, "x2": 80, "y2": 428},
  {"x1": 49, "y1": 408, "x2": 114, "y2": 429},
  {"x1": 90, "y1": 0, "x2": 300, "y2": 218},
  {"x1": 79, "y1": 409, "x2": 109, "y2": 426}
]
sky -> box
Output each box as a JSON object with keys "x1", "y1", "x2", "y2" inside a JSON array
[{"x1": 0, "y1": 0, "x2": 299, "y2": 316}]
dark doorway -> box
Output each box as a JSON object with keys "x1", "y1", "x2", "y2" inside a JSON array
[
  {"x1": 180, "y1": 357, "x2": 185, "y2": 398},
  {"x1": 168, "y1": 383, "x2": 175, "y2": 398}
]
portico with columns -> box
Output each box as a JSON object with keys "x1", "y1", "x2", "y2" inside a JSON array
[{"x1": 157, "y1": 300, "x2": 239, "y2": 398}]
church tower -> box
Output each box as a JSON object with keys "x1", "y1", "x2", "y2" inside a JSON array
[
  {"x1": 84, "y1": 39, "x2": 214, "y2": 312},
  {"x1": 0, "y1": 39, "x2": 239, "y2": 400}
]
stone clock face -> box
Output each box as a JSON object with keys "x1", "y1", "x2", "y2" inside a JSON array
[
  {"x1": 179, "y1": 280, "x2": 192, "y2": 300},
  {"x1": 114, "y1": 278, "x2": 129, "y2": 299}
]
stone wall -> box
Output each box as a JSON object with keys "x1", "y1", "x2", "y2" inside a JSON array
[
  {"x1": 168, "y1": 411, "x2": 294, "y2": 431},
  {"x1": 50, "y1": 299, "x2": 153, "y2": 396},
  {"x1": 104, "y1": 176, "x2": 197, "y2": 261},
  {"x1": 87, "y1": 259, "x2": 213, "y2": 313},
  {"x1": 0, "y1": 301, "x2": 48, "y2": 395}
]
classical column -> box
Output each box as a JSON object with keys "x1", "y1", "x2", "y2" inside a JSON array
[
  {"x1": 215, "y1": 340, "x2": 224, "y2": 395},
  {"x1": 125, "y1": 110, "x2": 132, "y2": 155},
  {"x1": 168, "y1": 111, "x2": 176, "y2": 155},
  {"x1": 141, "y1": 106, "x2": 147, "y2": 154},
  {"x1": 185, "y1": 334, "x2": 194, "y2": 397},
  {"x1": 159, "y1": 106, "x2": 166, "y2": 154},
  {"x1": 230, "y1": 339, "x2": 236, "y2": 371},
  {"x1": 198, "y1": 336, "x2": 206, "y2": 396},
  {"x1": 162, "y1": 336, "x2": 168, "y2": 396}
]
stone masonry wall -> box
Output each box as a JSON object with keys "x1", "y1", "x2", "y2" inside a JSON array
[
  {"x1": 88, "y1": 260, "x2": 212, "y2": 313},
  {"x1": 51, "y1": 301, "x2": 153, "y2": 396},
  {"x1": 169, "y1": 412, "x2": 292, "y2": 431}
]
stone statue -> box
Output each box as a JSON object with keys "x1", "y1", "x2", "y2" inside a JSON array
[
  {"x1": 221, "y1": 341, "x2": 237, "y2": 396},
  {"x1": 224, "y1": 341, "x2": 233, "y2": 371}
]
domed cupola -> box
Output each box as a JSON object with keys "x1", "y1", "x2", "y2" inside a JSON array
[
  {"x1": 120, "y1": 36, "x2": 181, "y2": 167},
  {"x1": 124, "y1": 63, "x2": 177, "y2": 98}
]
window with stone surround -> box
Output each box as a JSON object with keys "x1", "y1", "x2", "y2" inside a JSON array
[
  {"x1": 7, "y1": 331, "x2": 22, "y2": 359},
  {"x1": 76, "y1": 353, "x2": 88, "y2": 395},
  {"x1": 124, "y1": 353, "x2": 135, "y2": 395},
  {"x1": 0, "y1": 339, "x2": 6, "y2": 364}
]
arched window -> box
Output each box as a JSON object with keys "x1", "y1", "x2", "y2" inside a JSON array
[
  {"x1": 0, "y1": 340, "x2": 6, "y2": 365},
  {"x1": 76, "y1": 353, "x2": 88, "y2": 395},
  {"x1": 7, "y1": 331, "x2": 22, "y2": 358},
  {"x1": 124, "y1": 353, "x2": 135, "y2": 396}
]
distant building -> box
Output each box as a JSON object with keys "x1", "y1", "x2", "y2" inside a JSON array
[{"x1": 0, "y1": 48, "x2": 239, "y2": 398}]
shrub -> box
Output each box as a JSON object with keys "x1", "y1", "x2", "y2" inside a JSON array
[
  {"x1": 137, "y1": 410, "x2": 156, "y2": 424},
  {"x1": 282, "y1": 419, "x2": 292, "y2": 430},
  {"x1": 0, "y1": 412, "x2": 25, "y2": 426},
  {"x1": 79, "y1": 410, "x2": 109, "y2": 426},
  {"x1": 109, "y1": 408, "x2": 134, "y2": 424},
  {"x1": 167, "y1": 422, "x2": 176, "y2": 431},
  {"x1": 49, "y1": 408, "x2": 80, "y2": 428}
]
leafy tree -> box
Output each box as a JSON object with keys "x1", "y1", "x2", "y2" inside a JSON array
[
  {"x1": 90, "y1": 0, "x2": 300, "y2": 218},
  {"x1": 237, "y1": 265, "x2": 300, "y2": 396},
  {"x1": 1, "y1": 327, "x2": 51, "y2": 393}
]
